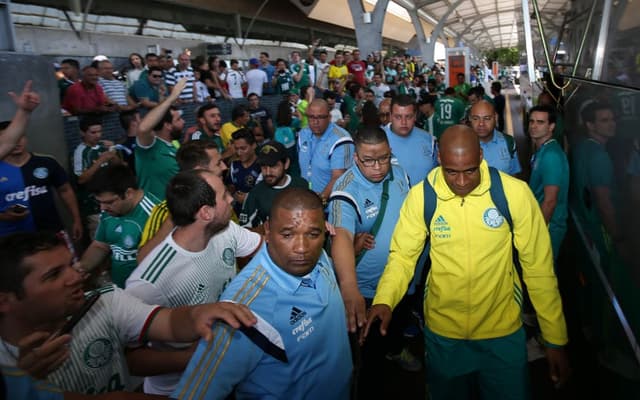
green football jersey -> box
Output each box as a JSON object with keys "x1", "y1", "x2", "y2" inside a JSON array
[
  {"x1": 433, "y1": 97, "x2": 466, "y2": 139},
  {"x1": 95, "y1": 192, "x2": 159, "y2": 287},
  {"x1": 135, "y1": 137, "x2": 179, "y2": 201}
]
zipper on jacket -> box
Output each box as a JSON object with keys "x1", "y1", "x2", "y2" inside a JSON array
[{"x1": 462, "y1": 196, "x2": 471, "y2": 338}]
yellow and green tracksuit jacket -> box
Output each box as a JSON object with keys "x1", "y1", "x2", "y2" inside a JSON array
[{"x1": 373, "y1": 160, "x2": 568, "y2": 346}]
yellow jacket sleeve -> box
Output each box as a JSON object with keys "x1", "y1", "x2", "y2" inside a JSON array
[
  {"x1": 510, "y1": 178, "x2": 568, "y2": 346},
  {"x1": 372, "y1": 182, "x2": 428, "y2": 310}
]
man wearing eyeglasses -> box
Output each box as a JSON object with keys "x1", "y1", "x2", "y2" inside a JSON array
[
  {"x1": 328, "y1": 126, "x2": 418, "y2": 393},
  {"x1": 129, "y1": 66, "x2": 167, "y2": 109},
  {"x1": 469, "y1": 100, "x2": 521, "y2": 176},
  {"x1": 297, "y1": 99, "x2": 354, "y2": 204}
]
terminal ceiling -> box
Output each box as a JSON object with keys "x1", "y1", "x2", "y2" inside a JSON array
[{"x1": 14, "y1": 0, "x2": 571, "y2": 52}]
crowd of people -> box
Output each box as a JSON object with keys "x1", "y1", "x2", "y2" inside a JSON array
[{"x1": 5, "y1": 40, "x2": 629, "y2": 400}]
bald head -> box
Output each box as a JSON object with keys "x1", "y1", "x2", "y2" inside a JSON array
[
  {"x1": 308, "y1": 99, "x2": 329, "y2": 113},
  {"x1": 470, "y1": 100, "x2": 495, "y2": 115},
  {"x1": 438, "y1": 125, "x2": 483, "y2": 197},
  {"x1": 269, "y1": 187, "x2": 324, "y2": 220},
  {"x1": 307, "y1": 99, "x2": 331, "y2": 135},
  {"x1": 439, "y1": 125, "x2": 481, "y2": 159},
  {"x1": 266, "y1": 187, "x2": 326, "y2": 277},
  {"x1": 469, "y1": 100, "x2": 497, "y2": 141}
]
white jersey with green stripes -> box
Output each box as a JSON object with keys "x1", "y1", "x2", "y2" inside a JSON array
[
  {"x1": 0, "y1": 285, "x2": 159, "y2": 394},
  {"x1": 124, "y1": 221, "x2": 261, "y2": 395}
]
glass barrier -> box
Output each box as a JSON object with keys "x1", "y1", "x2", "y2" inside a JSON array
[
  {"x1": 564, "y1": 79, "x2": 640, "y2": 397},
  {"x1": 555, "y1": 0, "x2": 639, "y2": 88}
]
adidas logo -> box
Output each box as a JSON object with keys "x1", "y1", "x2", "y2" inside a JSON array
[
  {"x1": 114, "y1": 225, "x2": 122, "y2": 233},
  {"x1": 289, "y1": 306, "x2": 307, "y2": 325},
  {"x1": 434, "y1": 215, "x2": 447, "y2": 225},
  {"x1": 364, "y1": 199, "x2": 374, "y2": 208}
]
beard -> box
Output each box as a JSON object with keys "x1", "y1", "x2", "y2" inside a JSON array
[
  {"x1": 205, "y1": 218, "x2": 228, "y2": 237},
  {"x1": 206, "y1": 123, "x2": 221, "y2": 133},
  {"x1": 264, "y1": 173, "x2": 285, "y2": 186},
  {"x1": 170, "y1": 128, "x2": 183, "y2": 141}
]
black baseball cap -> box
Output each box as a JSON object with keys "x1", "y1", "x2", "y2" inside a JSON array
[{"x1": 257, "y1": 141, "x2": 288, "y2": 166}]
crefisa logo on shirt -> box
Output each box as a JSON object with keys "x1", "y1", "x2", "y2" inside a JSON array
[
  {"x1": 433, "y1": 215, "x2": 451, "y2": 239},
  {"x1": 364, "y1": 198, "x2": 378, "y2": 219},
  {"x1": 290, "y1": 307, "x2": 314, "y2": 342},
  {"x1": 4, "y1": 185, "x2": 48, "y2": 201},
  {"x1": 483, "y1": 208, "x2": 504, "y2": 228}
]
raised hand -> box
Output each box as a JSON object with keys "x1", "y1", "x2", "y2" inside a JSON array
[{"x1": 8, "y1": 80, "x2": 41, "y2": 113}]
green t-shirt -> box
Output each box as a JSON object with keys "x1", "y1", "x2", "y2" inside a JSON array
[
  {"x1": 398, "y1": 84, "x2": 417, "y2": 100},
  {"x1": 612, "y1": 90, "x2": 640, "y2": 140},
  {"x1": 570, "y1": 138, "x2": 619, "y2": 252},
  {"x1": 135, "y1": 137, "x2": 179, "y2": 201},
  {"x1": 552, "y1": 113, "x2": 565, "y2": 144},
  {"x1": 342, "y1": 95, "x2": 360, "y2": 134},
  {"x1": 189, "y1": 129, "x2": 225, "y2": 155},
  {"x1": 433, "y1": 97, "x2": 466, "y2": 139},
  {"x1": 73, "y1": 142, "x2": 110, "y2": 215},
  {"x1": 95, "y1": 192, "x2": 160, "y2": 287},
  {"x1": 483, "y1": 94, "x2": 495, "y2": 105},
  {"x1": 454, "y1": 82, "x2": 471, "y2": 98},
  {"x1": 528, "y1": 139, "x2": 569, "y2": 258},
  {"x1": 289, "y1": 63, "x2": 310, "y2": 89},
  {"x1": 275, "y1": 71, "x2": 293, "y2": 95}
]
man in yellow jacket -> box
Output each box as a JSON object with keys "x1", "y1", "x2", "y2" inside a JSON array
[{"x1": 364, "y1": 125, "x2": 569, "y2": 399}]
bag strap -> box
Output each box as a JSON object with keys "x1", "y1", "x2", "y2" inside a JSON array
[
  {"x1": 326, "y1": 168, "x2": 394, "y2": 264},
  {"x1": 422, "y1": 167, "x2": 521, "y2": 279},
  {"x1": 487, "y1": 167, "x2": 522, "y2": 282},
  {"x1": 327, "y1": 193, "x2": 362, "y2": 224},
  {"x1": 355, "y1": 167, "x2": 393, "y2": 264},
  {"x1": 502, "y1": 131, "x2": 517, "y2": 159},
  {"x1": 488, "y1": 167, "x2": 512, "y2": 229},
  {"x1": 423, "y1": 175, "x2": 437, "y2": 236},
  {"x1": 328, "y1": 136, "x2": 355, "y2": 160}
]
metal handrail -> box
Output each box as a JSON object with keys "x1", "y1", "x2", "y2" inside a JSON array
[
  {"x1": 531, "y1": 0, "x2": 599, "y2": 91},
  {"x1": 570, "y1": 210, "x2": 640, "y2": 368}
]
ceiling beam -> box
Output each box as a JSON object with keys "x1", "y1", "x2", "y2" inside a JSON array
[
  {"x1": 474, "y1": 23, "x2": 521, "y2": 32},
  {"x1": 413, "y1": 0, "x2": 442, "y2": 8},
  {"x1": 13, "y1": 0, "x2": 406, "y2": 48},
  {"x1": 444, "y1": 7, "x2": 519, "y2": 27}
]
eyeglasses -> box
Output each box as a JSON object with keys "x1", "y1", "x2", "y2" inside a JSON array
[
  {"x1": 307, "y1": 115, "x2": 329, "y2": 121},
  {"x1": 357, "y1": 154, "x2": 392, "y2": 167},
  {"x1": 150, "y1": 74, "x2": 163, "y2": 78}
]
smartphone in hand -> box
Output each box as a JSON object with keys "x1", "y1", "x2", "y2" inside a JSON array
[
  {"x1": 48, "y1": 292, "x2": 101, "y2": 340},
  {"x1": 9, "y1": 204, "x2": 28, "y2": 214}
]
